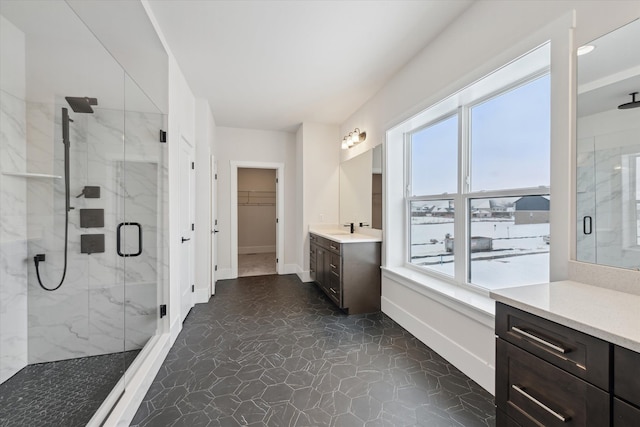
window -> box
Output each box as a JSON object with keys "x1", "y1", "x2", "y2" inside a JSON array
[
  {"x1": 406, "y1": 46, "x2": 550, "y2": 290},
  {"x1": 408, "y1": 115, "x2": 458, "y2": 278}
]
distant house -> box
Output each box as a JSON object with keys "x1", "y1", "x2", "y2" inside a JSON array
[
  {"x1": 514, "y1": 195, "x2": 550, "y2": 224},
  {"x1": 472, "y1": 199, "x2": 492, "y2": 218}
]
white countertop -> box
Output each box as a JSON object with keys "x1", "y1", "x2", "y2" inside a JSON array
[
  {"x1": 309, "y1": 229, "x2": 382, "y2": 243},
  {"x1": 491, "y1": 280, "x2": 640, "y2": 353}
]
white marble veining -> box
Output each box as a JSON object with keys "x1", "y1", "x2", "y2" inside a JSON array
[
  {"x1": 25, "y1": 105, "x2": 165, "y2": 363},
  {"x1": 576, "y1": 109, "x2": 640, "y2": 271},
  {"x1": 491, "y1": 280, "x2": 640, "y2": 353},
  {"x1": 1, "y1": 92, "x2": 165, "y2": 372},
  {"x1": 0, "y1": 90, "x2": 28, "y2": 383}
]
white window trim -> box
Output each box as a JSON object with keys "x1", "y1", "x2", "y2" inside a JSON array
[{"x1": 402, "y1": 46, "x2": 552, "y2": 292}]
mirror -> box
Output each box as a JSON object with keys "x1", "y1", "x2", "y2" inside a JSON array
[
  {"x1": 576, "y1": 19, "x2": 640, "y2": 270},
  {"x1": 340, "y1": 145, "x2": 383, "y2": 230}
]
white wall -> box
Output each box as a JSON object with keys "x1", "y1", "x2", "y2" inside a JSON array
[
  {"x1": 296, "y1": 122, "x2": 340, "y2": 282},
  {"x1": 339, "y1": 0, "x2": 640, "y2": 394},
  {"x1": 194, "y1": 99, "x2": 215, "y2": 302},
  {"x1": 214, "y1": 127, "x2": 296, "y2": 278},
  {"x1": 167, "y1": 55, "x2": 196, "y2": 339}
]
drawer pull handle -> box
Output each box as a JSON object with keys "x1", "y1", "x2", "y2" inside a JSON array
[
  {"x1": 330, "y1": 264, "x2": 337, "y2": 268},
  {"x1": 330, "y1": 288, "x2": 337, "y2": 294},
  {"x1": 512, "y1": 385, "x2": 570, "y2": 423},
  {"x1": 511, "y1": 326, "x2": 568, "y2": 354},
  {"x1": 330, "y1": 245, "x2": 337, "y2": 250},
  {"x1": 331, "y1": 271, "x2": 340, "y2": 277}
]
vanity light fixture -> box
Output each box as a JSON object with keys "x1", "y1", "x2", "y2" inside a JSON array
[
  {"x1": 577, "y1": 45, "x2": 595, "y2": 56},
  {"x1": 618, "y1": 92, "x2": 640, "y2": 110},
  {"x1": 341, "y1": 128, "x2": 367, "y2": 149}
]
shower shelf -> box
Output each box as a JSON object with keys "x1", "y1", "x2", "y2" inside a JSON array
[{"x1": 2, "y1": 172, "x2": 62, "y2": 179}]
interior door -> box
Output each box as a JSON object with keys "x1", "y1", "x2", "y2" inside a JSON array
[
  {"x1": 210, "y1": 155, "x2": 218, "y2": 295},
  {"x1": 180, "y1": 136, "x2": 194, "y2": 322}
]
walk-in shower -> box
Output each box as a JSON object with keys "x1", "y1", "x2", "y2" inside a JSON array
[
  {"x1": 0, "y1": 1, "x2": 168, "y2": 425},
  {"x1": 33, "y1": 99, "x2": 97, "y2": 292}
]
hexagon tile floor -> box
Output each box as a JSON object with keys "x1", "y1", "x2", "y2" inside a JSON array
[{"x1": 131, "y1": 274, "x2": 495, "y2": 427}]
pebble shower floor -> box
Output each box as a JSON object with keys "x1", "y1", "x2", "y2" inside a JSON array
[{"x1": 0, "y1": 350, "x2": 139, "y2": 426}]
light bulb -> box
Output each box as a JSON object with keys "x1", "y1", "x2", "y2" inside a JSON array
[{"x1": 577, "y1": 45, "x2": 595, "y2": 56}]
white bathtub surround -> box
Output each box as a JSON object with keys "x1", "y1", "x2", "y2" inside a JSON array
[{"x1": 491, "y1": 280, "x2": 640, "y2": 353}]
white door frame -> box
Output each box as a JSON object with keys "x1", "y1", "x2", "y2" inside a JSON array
[
  {"x1": 230, "y1": 161, "x2": 284, "y2": 278},
  {"x1": 210, "y1": 155, "x2": 217, "y2": 295},
  {"x1": 180, "y1": 135, "x2": 195, "y2": 322}
]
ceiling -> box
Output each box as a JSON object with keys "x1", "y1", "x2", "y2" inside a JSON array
[
  {"x1": 147, "y1": 0, "x2": 473, "y2": 131},
  {"x1": 577, "y1": 18, "x2": 640, "y2": 117}
]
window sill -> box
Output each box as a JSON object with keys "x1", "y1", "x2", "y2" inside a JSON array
[{"x1": 381, "y1": 266, "x2": 496, "y2": 325}]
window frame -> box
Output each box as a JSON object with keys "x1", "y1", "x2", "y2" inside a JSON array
[{"x1": 405, "y1": 71, "x2": 551, "y2": 291}]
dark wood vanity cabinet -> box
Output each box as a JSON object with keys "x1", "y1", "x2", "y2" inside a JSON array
[
  {"x1": 309, "y1": 233, "x2": 381, "y2": 314},
  {"x1": 613, "y1": 346, "x2": 640, "y2": 426},
  {"x1": 496, "y1": 302, "x2": 640, "y2": 427}
]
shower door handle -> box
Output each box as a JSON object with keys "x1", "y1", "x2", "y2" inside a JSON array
[
  {"x1": 583, "y1": 216, "x2": 593, "y2": 235},
  {"x1": 117, "y1": 222, "x2": 143, "y2": 257}
]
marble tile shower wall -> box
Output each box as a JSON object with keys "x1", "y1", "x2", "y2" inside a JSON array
[
  {"x1": 25, "y1": 104, "x2": 163, "y2": 364},
  {"x1": 576, "y1": 117, "x2": 640, "y2": 269},
  {"x1": 0, "y1": 90, "x2": 29, "y2": 384}
]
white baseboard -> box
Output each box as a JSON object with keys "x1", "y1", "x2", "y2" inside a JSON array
[
  {"x1": 282, "y1": 263, "x2": 298, "y2": 275},
  {"x1": 216, "y1": 268, "x2": 233, "y2": 280},
  {"x1": 296, "y1": 265, "x2": 313, "y2": 283},
  {"x1": 170, "y1": 317, "x2": 181, "y2": 344},
  {"x1": 194, "y1": 287, "x2": 210, "y2": 304},
  {"x1": 382, "y1": 296, "x2": 495, "y2": 394},
  {"x1": 238, "y1": 245, "x2": 276, "y2": 254}
]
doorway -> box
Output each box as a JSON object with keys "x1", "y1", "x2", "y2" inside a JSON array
[
  {"x1": 230, "y1": 161, "x2": 285, "y2": 278},
  {"x1": 237, "y1": 168, "x2": 276, "y2": 276}
]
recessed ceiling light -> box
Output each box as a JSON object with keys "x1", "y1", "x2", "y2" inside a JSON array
[{"x1": 577, "y1": 45, "x2": 595, "y2": 56}]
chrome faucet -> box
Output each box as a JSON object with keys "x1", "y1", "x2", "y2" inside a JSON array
[{"x1": 344, "y1": 222, "x2": 354, "y2": 233}]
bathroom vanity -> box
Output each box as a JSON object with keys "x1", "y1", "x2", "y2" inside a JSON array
[
  {"x1": 491, "y1": 282, "x2": 640, "y2": 426},
  {"x1": 309, "y1": 230, "x2": 381, "y2": 314}
]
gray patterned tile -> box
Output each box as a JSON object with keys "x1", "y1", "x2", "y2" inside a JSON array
[{"x1": 131, "y1": 275, "x2": 495, "y2": 426}]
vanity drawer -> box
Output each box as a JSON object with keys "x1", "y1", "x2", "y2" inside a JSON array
[
  {"x1": 329, "y1": 253, "x2": 341, "y2": 277},
  {"x1": 496, "y1": 302, "x2": 609, "y2": 390},
  {"x1": 614, "y1": 345, "x2": 640, "y2": 407},
  {"x1": 327, "y1": 240, "x2": 341, "y2": 255},
  {"x1": 613, "y1": 397, "x2": 640, "y2": 427},
  {"x1": 327, "y1": 273, "x2": 341, "y2": 306},
  {"x1": 497, "y1": 338, "x2": 610, "y2": 427}
]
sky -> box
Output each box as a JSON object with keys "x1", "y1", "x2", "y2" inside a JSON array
[{"x1": 411, "y1": 74, "x2": 551, "y2": 196}]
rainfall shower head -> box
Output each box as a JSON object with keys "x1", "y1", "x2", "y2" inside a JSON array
[
  {"x1": 65, "y1": 96, "x2": 98, "y2": 113},
  {"x1": 618, "y1": 92, "x2": 640, "y2": 110}
]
